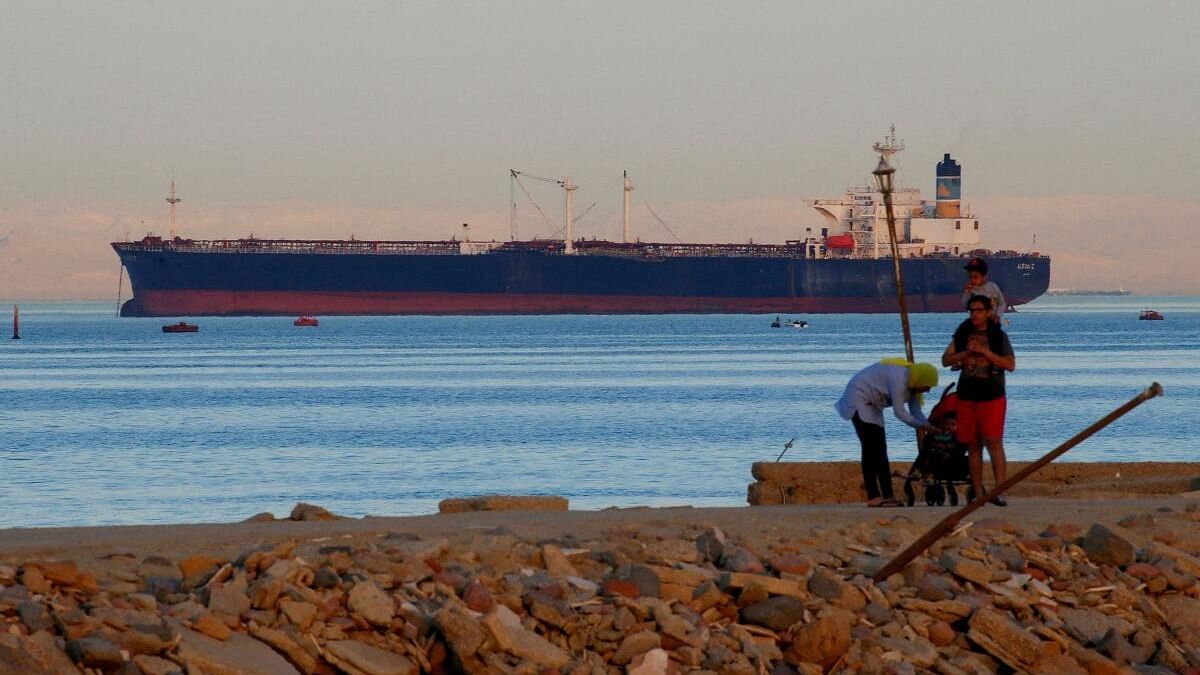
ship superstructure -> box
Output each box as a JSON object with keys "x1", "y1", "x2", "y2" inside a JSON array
[{"x1": 806, "y1": 127, "x2": 982, "y2": 259}]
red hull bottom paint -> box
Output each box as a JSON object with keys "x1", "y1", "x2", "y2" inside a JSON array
[{"x1": 129, "y1": 290, "x2": 1016, "y2": 316}]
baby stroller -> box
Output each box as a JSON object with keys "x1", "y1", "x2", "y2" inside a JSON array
[{"x1": 902, "y1": 383, "x2": 977, "y2": 507}]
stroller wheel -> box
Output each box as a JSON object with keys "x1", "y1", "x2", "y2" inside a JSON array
[
  {"x1": 933, "y1": 484, "x2": 946, "y2": 506},
  {"x1": 903, "y1": 479, "x2": 916, "y2": 507},
  {"x1": 948, "y1": 485, "x2": 959, "y2": 506}
]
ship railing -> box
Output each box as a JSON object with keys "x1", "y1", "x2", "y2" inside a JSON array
[{"x1": 117, "y1": 239, "x2": 463, "y2": 255}]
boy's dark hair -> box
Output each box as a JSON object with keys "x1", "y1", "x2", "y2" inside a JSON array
[
  {"x1": 941, "y1": 411, "x2": 957, "y2": 421},
  {"x1": 967, "y1": 294, "x2": 992, "y2": 310}
]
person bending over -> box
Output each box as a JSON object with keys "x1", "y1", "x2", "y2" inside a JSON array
[{"x1": 835, "y1": 360, "x2": 940, "y2": 507}]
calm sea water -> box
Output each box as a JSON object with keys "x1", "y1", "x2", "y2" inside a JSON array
[{"x1": 1, "y1": 297, "x2": 1196, "y2": 528}]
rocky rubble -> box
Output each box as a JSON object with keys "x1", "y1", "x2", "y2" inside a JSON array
[{"x1": 2, "y1": 502, "x2": 1200, "y2": 674}]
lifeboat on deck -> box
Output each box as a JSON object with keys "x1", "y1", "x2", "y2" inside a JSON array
[
  {"x1": 162, "y1": 321, "x2": 199, "y2": 333},
  {"x1": 294, "y1": 315, "x2": 319, "y2": 327}
]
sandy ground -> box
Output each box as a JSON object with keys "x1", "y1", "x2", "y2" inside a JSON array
[{"x1": 3, "y1": 493, "x2": 1197, "y2": 566}]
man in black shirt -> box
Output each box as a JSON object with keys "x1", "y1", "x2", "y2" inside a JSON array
[{"x1": 942, "y1": 295, "x2": 1016, "y2": 505}]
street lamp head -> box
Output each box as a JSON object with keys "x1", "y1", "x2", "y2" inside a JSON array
[{"x1": 873, "y1": 155, "x2": 895, "y2": 193}]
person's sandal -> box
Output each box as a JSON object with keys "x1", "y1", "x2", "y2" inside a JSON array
[{"x1": 878, "y1": 498, "x2": 905, "y2": 508}]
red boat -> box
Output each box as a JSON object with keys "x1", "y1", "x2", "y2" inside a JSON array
[
  {"x1": 162, "y1": 321, "x2": 199, "y2": 333},
  {"x1": 294, "y1": 315, "x2": 319, "y2": 327},
  {"x1": 1139, "y1": 310, "x2": 1164, "y2": 321}
]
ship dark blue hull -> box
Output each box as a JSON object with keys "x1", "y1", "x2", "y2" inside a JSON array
[{"x1": 112, "y1": 243, "x2": 1050, "y2": 316}]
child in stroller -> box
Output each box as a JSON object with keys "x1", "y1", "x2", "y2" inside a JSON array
[{"x1": 902, "y1": 384, "x2": 976, "y2": 506}]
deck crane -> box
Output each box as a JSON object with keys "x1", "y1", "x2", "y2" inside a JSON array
[{"x1": 509, "y1": 170, "x2": 578, "y2": 253}]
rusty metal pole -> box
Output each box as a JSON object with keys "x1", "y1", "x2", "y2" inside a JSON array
[
  {"x1": 874, "y1": 157, "x2": 914, "y2": 363},
  {"x1": 872, "y1": 382, "x2": 1164, "y2": 583},
  {"x1": 11, "y1": 304, "x2": 19, "y2": 340}
]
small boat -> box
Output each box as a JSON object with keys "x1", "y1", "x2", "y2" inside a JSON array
[
  {"x1": 162, "y1": 321, "x2": 199, "y2": 333},
  {"x1": 1139, "y1": 310, "x2": 1164, "y2": 321},
  {"x1": 789, "y1": 320, "x2": 809, "y2": 329},
  {"x1": 294, "y1": 315, "x2": 320, "y2": 327},
  {"x1": 770, "y1": 317, "x2": 782, "y2": 328}
]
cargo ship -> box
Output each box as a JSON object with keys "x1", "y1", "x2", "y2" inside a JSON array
[{"x1": 113, "y1": 133, "x2": 1049, "y2": 316}]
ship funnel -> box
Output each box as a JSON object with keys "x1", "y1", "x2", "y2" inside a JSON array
[{"x1": 935, "y1": 153, "x2": 961, "y2": 218}]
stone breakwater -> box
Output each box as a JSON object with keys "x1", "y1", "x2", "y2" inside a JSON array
[
  {"x1": 748, "y1": 462, "x2": 1200, "y2": 506},
  {"x1": 2, "y1": 502, "x2": 1200, "y2": 674}
]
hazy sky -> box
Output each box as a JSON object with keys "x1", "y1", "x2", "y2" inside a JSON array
[{"x1": 2, "y1": 1, "x2": 1198, "y2": 297}]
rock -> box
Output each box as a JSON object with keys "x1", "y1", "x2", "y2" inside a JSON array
[
  {"x1": 208, "y1": 580, "x2": 251, "y2": 617},
  {"x1": 603, "y1": 579, "x2": 641, "y2": 598},
  {"x1": 877, "y1": 635, "x2": 938, "y2": 668},
  {"x1": 179, "y1": 554, "x2": 223, "y2": 589},
  {"x1": 1126, "y1": 563, "x2": 1162, "y2": 581},
  {"x1": 928, "y1": 620, "x2": 956, "y2": 647},
  {"x1": 28, "y1": 560, "x2": 79, "y2": 586},
  {"x1": 347, "y1": 581, "x2": 395, "y2": 627},
  {"x1": 193, "y1": 613, "x2": 232, "y2": 640},
  {"x1": 644, "y1": 538, "x2": 700, "y2": 564},
  {"x1": 434, "y1": 607, "x2": 486, "y2": 660},
  {"x1": 18, "y1": 601, "x2": 53, "y2": 632},
  {"x1": 915, "y1": 573, "x2": 956, "y2": 601},
  {"x1": 481, "y1": 605, "x2": 570, "y2": 668},
  {"x1": 628, "y1": 648, "x2": 671, "y2": 675},
  {"x1": 695, "y1": 527, "x2": 727, "y2": 563},
  {"x1": 462, "y1": 581, "x2": 494, "y2": 612},
  {"x1": 966, "y1": 609, "x2": 1043, "y2": 671},
  {"x1": 312, "y1": 566, "x2": 340, "y2": 589},
  {"x1": 21, "y1": 567, "x2": 51, "y2": 594},
  {"x1": 1117, "y1": 514, "x2": 1156, "y2": 529},
  {"x1": 1079, "y1": 524, "x2": 1134, "y2": 567},
  {"x1": 769, "y1": 554, "x2": 813, "y2": 576},
  {"x1": 324, "y1": 640, "x2": 418, "y2": 675},
  {"x1": 278, "y1": 599, "x2": 317, "y2": 628},
  {"x1": 613, "y1": 631, "x2": 661, "y2": 665},
  {"x1": 289, "y1": 502, "x2": 340, "y2": 521},
  {"x1": 940, "y1": 552, "x2": 994, "y2": 586},
  {"x1": 785, "y1": 608, "x2": 852, "y2": 669},
  {"x1": 133, "y1": 654, "x2": 180, "y2": 675},
  {"x1": 864, "y1": 603, "x2": 893, "y2": 625},
  {"x1": 740, "y1": 596, "x2": 805, "y2": 631},
  {"x1": 172, "y1": 622, "x2": 301, "y2": 675},
  {"x1": 1058, "y1": 606, "x2": 1135, "y2": 645},
  {"x1": 438, "y1": 495, "x2": 568, "y2": 513},
  {"x1": 243, "y1": 512, "x2": 276, "y2": 522},
  {"x1": 65, "y1": 636, "x2": 126, "y2": 669},
  {"x1": 1096, "y1": 628, "x2": 1152, "y2": 665},
  {"x1": 807, "y1": 567, "x2": 848, "y2": 600},
  {"x1": 13, "y1": 632, "x2": 84, "y2": 675},
  {"x1": 247, "y1": 624, "x2": 318, "y2": 675},
  {"x1": 624, "y1": 565, "x2": 662, "y2": 598},
  {"x1": 0, "y1": 636, "x2": 60, "y2": 675},
  {"x1": 722, "y1": 546, "x2": 765, "y2": 573},
  {"x1": 540, "y1": 544, "x2": 579, "y2": 577}
]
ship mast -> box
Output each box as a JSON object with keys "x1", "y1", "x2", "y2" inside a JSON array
[
  {"x1": 623, "y1": 171, "x2": 633, "y2": 244},
  {"x1": 870, "y1": 126, "x2": 905, "y2": 259},
  {"x1": 871, "y1": 124, "x2": 905, "y2": 165},
  {"x1": 166, "y1": 179, "x2": 182, "y2": 240},
  {"x1": 563, "y1": 176, "x2": 576, "y2": 254}
]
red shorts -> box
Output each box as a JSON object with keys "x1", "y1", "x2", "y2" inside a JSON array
[{"x1": 956, "y1": 396, "x2": 1007, "y2": 443}]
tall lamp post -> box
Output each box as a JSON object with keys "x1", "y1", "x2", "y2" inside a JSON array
[{"x1": 873, "y1": 156, "x2": 914, "y2": 363}]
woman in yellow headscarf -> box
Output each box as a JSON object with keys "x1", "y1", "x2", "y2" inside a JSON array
[{"x1": 835, "y1": 360, "x2": 940, "y2": 507}]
